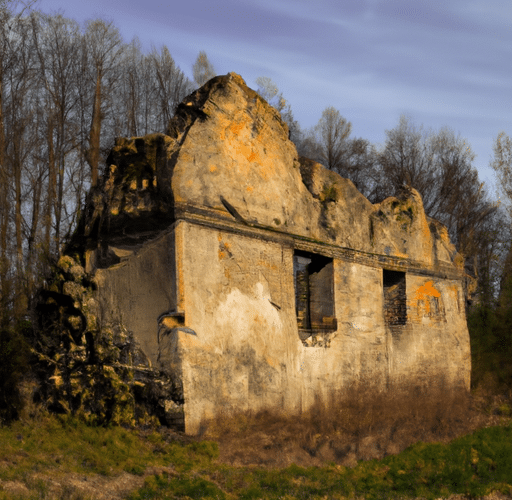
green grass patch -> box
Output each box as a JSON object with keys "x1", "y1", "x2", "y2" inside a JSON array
[
  {"x1": 0, "y1": 414, "x2": 217, "y2": 483},
  {"x1": 2, "y1": 414, "x2": 512, "y2": 499},
  {"x1": 129, "y1": 473, "x2": 228, "y2": 500},
  {"x1": 131, "y1": 424, "x2": 512, "y2": 499},
  {"x1": 347, "y1": 425, "x2": 512, "y2": 499}
]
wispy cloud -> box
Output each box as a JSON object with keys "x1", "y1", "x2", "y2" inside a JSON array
[{"x1": 39, "y1": 0, "x2": 512, "y2": 185}]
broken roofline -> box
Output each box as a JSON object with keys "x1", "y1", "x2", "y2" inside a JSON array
[{"x1": 72, "y1": 73, "x2": 464, "y2": 287}]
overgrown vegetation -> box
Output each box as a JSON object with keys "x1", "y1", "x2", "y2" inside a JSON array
[
  {"x1": 0, "y1": 386, "x2": 511, "y2": 499},
  {"x1": 468, "y1": 256, "x2": 512, "y2": 395},
  {"x1": 0, "y1": 321, "x2": 31, "y2": 424}
]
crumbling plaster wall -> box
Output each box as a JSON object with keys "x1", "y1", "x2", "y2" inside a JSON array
[
  {"x1": 92, "y1": 230, "x2": 179, "y2": 364},
  {"x1": 151, "y1": 221, "x2": 469, "y2": 434},
  {"x1": 175, "y1": 222, "x2": 394, "y2": 433},
  {"x1": 387, "y1": 275, "x2": 470, "y2": 390},
  {"x1": 174, "y1": 221, "x2": 301, "y2": 433},
  {"x1": 84, "y1": 217, "x2": 470, "y2": 434}
]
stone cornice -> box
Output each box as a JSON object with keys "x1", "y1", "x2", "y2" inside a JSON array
[{"x1": 174, "y1": 202, "x2": 465, "y2": 281}]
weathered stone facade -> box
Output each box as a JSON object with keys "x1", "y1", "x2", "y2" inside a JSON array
[{"x1": 56, "y1": 73, "x2": 470, "y2": 434}]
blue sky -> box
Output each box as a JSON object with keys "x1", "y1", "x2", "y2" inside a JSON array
[{"x1": 36, "y1": 0, "x2": 512, "y2": 193}]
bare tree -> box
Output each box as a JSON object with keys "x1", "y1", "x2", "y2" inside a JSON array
[
  {"x1": 31, "y1": 12, "x2": 82, "y2": 252},
  {"x1": 378, "y1": 117, "x2": 494, "y2": 244},
  {"x1": 378, "y1": 115, "x2": 432, "y2": 197},
  {"x1": 255, "y1": 76, "x2": 283, "y2": 108},
  {"x1": 491, "y1": 132, "x2": 512, "y2": 214},
  {"x1": 314, "y1": 106, "x2": 352, "y2": 173},
  {"x1": 117, "y1": 37, "x2": 143, "y2": 137},
  {"x1": 151, "y1": 45, "x2": 192, "y2": 132},
  {"x1": 0, "y1": 6, "x2": 41, "y2": 323},
  {"x1": 296, "y1": 128, "x2": 322, "y2": 159},
  {"x1": 4, "y1": 14, "x2": 39, "y2": 316},
  {"x1": 1, "y1": 0, "x2": 39, "y2": 14},
  {"x1": 343, "y1": 138, "x2": 379, "y2": 200},
  {"x1": 255, "y1": 76, "x2": 302, "y2": 146},
  {"x1": 0, "y1": 9, "x2": 197, "y2": 325},
  {"x1": 84, "y1": 19, "x2": 123, "y2": 186},
  {"x1": 378, "y1": 116, "x2": 498, "y2": 298},
  {"x1": 192, "y1": 50, "x2": 215, "y2": 87},
  {"x1": 0, "y1": 6, "x2": 15, "y2": 325}
]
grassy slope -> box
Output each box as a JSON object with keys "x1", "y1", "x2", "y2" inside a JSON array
[{"x1": 1, "y1": 410, "x2": 512, "y2": 500}]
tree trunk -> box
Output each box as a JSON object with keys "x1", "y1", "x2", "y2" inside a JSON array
[
  {"x1": 14, "y1": 143, "x2": 24, "y2": 318},
  {"x1": 45, "y1": 112, "x2": 55, "y2": 254},
  {"x1": 89, "y1": 70, "x2": 102, "y2": 186},
  {"x1": 0, "y1": 74, "x2": 11, "y2": 327}
]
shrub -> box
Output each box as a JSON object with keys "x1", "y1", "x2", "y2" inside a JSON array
[
  {"x1": 0, "y1": 320, "x2": 31, "y2": 424},
  {"x1": 468, "y1": 303, "x2": 512, "y2": 393}
]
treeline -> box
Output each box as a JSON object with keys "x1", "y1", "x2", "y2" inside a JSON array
[
  {"x1": 0, "y1": 3, "x2": 511, "y2": 348},
  {"x1": 0, "y1": 6, "x2": 193, "y2": 325}
]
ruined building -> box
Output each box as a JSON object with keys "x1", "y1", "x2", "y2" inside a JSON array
[{"x1": 36, "y1": 73, "x2": 471, "y2": 434}]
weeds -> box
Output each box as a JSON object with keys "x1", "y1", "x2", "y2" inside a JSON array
[
  {"x1": 0, "y1": 386, "x2": 511, "y2": 499},
  {"x1": 204, "y1": 383, "x2": 479, "y2": 468},
  {"x1": 129, "y1": 474, "x2": 229, "y2": 500},
  {"x1": 130, "y1": 423, "x2": 512, "y2": 499}
]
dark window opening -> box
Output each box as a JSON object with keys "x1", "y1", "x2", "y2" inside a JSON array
[
  {"x1": 383, "y1": 270, "x2": 407, "y2": 326},
  {"x1": 294, "y1": 251, "x2": 336, "y2": 339}
]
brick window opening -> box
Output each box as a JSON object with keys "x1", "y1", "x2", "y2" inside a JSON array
[
  {"x1": 383, "y1": 269, "x2": 407, "y2": 326},
  {"x1": 293, "y1": 251, "x2": 336, "y2": 340}
]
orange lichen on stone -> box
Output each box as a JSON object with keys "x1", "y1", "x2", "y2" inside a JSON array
[
  {"x1": 412, "y1": 281, "x2": 441, "y2": 315},
  {"x1": 415, "y1": 281, "x2": 441, "y2": 300},
  {"x1": 447, "y1": 284, "x2": 459, "y2": 297},
  {"x1": 265, "y1": 355, "x2": 279, "y2": 368},
  {"x1": 236, "y1": 142, "x2": 259, "y2": 163},
  {"x1": 246, "y1": 150, "x2": 258, "y2": 162},
  {"x1": 229, "y1": 122, "x2": 244, "y2": 136},
  {"x1": 394, "y1": 251, "x2": 409, "y2": 259},
  {"x1": 218, "y1": 238, "x2": 231, "y2": 260}
]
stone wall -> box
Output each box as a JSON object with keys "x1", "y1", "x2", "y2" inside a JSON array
[
  {"x1": 143, "y1": 220, "x2": 470, "y2": 434},
  {"x1": 38, "y1": 72, "x2": 471, "y2": 433}
]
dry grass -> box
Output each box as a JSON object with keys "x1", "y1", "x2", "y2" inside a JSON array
[
  {"x1": 203, "y1": 383, "x2": 506, "y2": 469},
  {"x1": 2, "y1": 382, "x2": 512, "y2": 499}
]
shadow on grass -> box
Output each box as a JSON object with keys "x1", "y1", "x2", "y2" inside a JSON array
[{"x1": 202, "y1": 382, "x2": 488, "y2": 468}]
